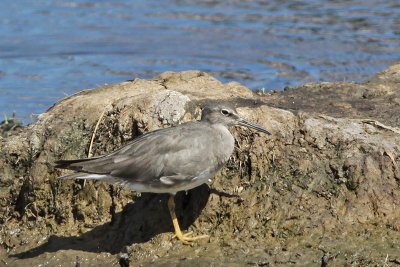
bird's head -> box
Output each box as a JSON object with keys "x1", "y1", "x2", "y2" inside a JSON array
[{"x1": 201, "y1": 104, "x2": 271, "y2": 135}]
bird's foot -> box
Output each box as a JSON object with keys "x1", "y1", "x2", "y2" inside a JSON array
[{"x1": 172, "y1": 231, "x2": 208, "y2": 245}]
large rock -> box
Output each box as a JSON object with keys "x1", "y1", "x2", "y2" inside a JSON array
[{"x1": 1, "y1": 67, "x2": 400, "y2": 266}]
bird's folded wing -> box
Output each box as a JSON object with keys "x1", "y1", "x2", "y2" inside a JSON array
[{"x1": 55, "y1": 123, "x2": 218, "y2": 183}]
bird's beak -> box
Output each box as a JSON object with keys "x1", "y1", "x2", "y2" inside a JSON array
[{"x1": 237, "y1": 118, "x2": 271, "y2": 135}]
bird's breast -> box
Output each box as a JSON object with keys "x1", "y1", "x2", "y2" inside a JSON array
[{"x1": 211, "y1": 124, "x2": 235, "y2": 165}]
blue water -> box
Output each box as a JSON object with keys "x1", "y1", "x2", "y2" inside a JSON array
[{"x1": 0, "y1": 1, "x2": 399, "y2": 124}]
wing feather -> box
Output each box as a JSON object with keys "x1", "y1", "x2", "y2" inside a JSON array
[{"x1": 55, "y1": 122, "x2": 222, "y2": 185}]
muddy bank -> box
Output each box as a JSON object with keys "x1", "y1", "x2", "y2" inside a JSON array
[{"x1": 1, "y1": 66, "x2": 400, "y2": 266}]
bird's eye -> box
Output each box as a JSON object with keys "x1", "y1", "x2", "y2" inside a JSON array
[{"x1": 221, "y1": 109, "x2": 230, "y2": 116}]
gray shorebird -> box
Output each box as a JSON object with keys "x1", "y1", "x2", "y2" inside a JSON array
[{"x1": 55, "y1": 104, "x2": 271, "y2": 244}]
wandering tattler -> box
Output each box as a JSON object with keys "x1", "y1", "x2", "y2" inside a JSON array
[{"x1": 55, "y1": 104, "x2": 271, "y2": 244}]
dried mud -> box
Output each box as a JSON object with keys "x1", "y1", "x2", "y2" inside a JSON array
[{"x1": 1, "y1": 66, "x2": 400, "y2": 266}]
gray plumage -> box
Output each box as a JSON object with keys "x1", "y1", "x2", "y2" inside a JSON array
[{"x1": 55, "y1": 104, "x2": 270, "y2": 194}]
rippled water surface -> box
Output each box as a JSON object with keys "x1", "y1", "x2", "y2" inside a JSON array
[{"x1": 0, "y1": 0, "x2": 399, "y2": 123}]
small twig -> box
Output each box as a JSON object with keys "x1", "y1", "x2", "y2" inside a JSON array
[
  {"x1": 82, "y1": 105, "x2": 109, "y2": 188},
  {"x1": 384, "y1": 254, "x2": 389, "y2": 267},
  {"x1": 210, "y1": 188, "x2": 240, "y2": 198},
  {"x1": 24, "y1": 202, "x2": 37, "y2": 219},
  {"x1": 3, "y1": 114, "x2": 8, "y2": 124},
  {"x1": 362, "y1": 119, "x2": 400, "y2": 134},
  {"x1": 88, "y1": 107, "x2": 108, "y2": 158}
]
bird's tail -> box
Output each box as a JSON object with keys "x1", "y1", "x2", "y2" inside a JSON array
[
  {"x1": 54, "y1": 157, "x2": 109, "y2": 180},
  {"x1": 54, "y1": 156, "x2": 103, "y2": 171},
  {"x1": 55, "y1": 158, "x2": 93, "y2": 169}
]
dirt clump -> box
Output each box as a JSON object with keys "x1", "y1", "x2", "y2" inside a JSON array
[{"x1": 1, "y1": 67, "x2": 400, "y2": 266}]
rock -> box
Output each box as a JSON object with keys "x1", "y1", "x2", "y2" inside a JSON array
[{"x1": 1, "y1": 67, "x2": 400, "y2": 266}]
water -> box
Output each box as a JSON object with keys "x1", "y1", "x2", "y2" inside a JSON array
[{"x1": 0, "y1": 1, "x2": 399, "y2": 124}]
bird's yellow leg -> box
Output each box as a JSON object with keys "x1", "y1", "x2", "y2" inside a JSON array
[{"x1": 167, "y1": 195, "x2": 208, "y2": 245}]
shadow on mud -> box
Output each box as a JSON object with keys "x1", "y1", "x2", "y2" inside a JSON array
[{"x1": 12, "y1": 184, "x2": 211, "y2": 258}]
